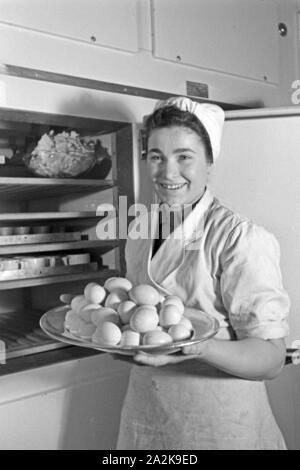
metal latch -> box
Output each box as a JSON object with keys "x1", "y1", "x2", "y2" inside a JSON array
[{"x1": 285, "y1": 348, "x2": 300, "y2": 365}]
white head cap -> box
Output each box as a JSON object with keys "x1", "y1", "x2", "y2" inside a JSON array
[{"x1": 154, "y1": 96, "x2": 225, "y2": 163}]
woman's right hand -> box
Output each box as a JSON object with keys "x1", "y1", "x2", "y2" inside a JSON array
[
  {"x1": 111, "y1": 353, "x2": 136, "y2": 365},
  {"x1": 133, "y1": 350, "x2": 204, "y2": 367}
]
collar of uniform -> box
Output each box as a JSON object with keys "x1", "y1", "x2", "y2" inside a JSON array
[
  {"x1": 179, "y1": 188, "x2": 214, "y2": 246},
  {"x1": 149, "y1": 188, "x2": 214, "y2": 246}
]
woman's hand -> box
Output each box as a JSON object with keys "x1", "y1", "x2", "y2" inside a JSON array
[
  {"x1": 134, "y1": 352, "x2": 195, "y2": 367},
  {"x1": 134, "y1": 340, "x2": 211, "y2": 367},
  {"x1": 109, "y1": 339, "x2": 211, "y2": 367},
  {"x1": 133, "y1": 337, "x2": 286, "y2": 380}
]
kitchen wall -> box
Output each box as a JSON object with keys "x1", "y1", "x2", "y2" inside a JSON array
[
  {"x1": 0, "y1": 0, "x2": 300, "y2": 108},
  {"x1": 212, "y1": 109, "x2": 300, "y2": 449},
  {"x1": 0, "y1": 353, "x2": 131, "y2": 449}
]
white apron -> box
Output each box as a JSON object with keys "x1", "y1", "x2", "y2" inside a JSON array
[
  {"x1": 117, "y1": 190, "x2": 289, "y2": 450},
  {"x1": 117, "y1": 362, "x2": 286, "y2": 450}
]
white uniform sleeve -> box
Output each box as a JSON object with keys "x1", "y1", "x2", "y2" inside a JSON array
[{"x1": 220, "y1": 222, "x2": 290, "y2": 340}]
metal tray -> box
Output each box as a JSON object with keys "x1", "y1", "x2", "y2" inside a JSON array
[{"x1": 40, "y1": 305, "x2": 219, "y2": 356}]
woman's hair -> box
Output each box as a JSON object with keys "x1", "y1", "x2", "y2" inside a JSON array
[{"x1": 143, "y1": 105, "x2": 213, "y2": 164}]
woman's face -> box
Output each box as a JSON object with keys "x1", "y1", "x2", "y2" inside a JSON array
[{"x1": 146, "y1": 126, "x2": 211, "y2": 206}]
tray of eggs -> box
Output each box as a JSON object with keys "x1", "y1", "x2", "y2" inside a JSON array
[{"x1": 40, "y1": 277, "x2": 219, "y2": 355}]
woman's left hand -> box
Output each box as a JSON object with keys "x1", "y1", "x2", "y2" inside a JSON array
[{"x1": 134, "y1": 341, "x2": 210, "y2": 367}]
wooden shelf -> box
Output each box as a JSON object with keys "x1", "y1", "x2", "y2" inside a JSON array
[
  {"x1": 0, "y1": 211, "x2": 103, "y2": 221},
  {"x1": 0, "y1": 268, "x2": 120, "y2": 290},
  {"x1": 0, "y1": 177, "x2": 114, "y2": 200},
  {"x1": 0, "y1": 239, "x2": 118, "y2": 255}
]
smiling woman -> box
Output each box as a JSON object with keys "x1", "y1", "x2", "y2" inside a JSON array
[
  {"x1": 116, "y1": 96, "x2": 290, "y2": 450},
  {"x1": 144, "y1": 98, "x2": 223, "y2": 208},
  {"x1": 146, "y1": 126, "x2": 211, "y2": 207}
]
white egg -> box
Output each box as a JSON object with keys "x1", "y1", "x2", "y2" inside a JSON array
[
  {"x1": 117, "y1": 300, "x2": 137, "y2": 324},
  {"x1": 129, "y1": 306, "x2": 159, "y2": 333},
  {"x1": 168, "y1": 324, "x2": 191, "y2": 341},
  {"x1": 105, "y1": 289, "x2": 128, "y2": 310},
  {"x1": 78, "y1": 303, "x2": 101, "y2": 322},
  {"x1": 120, "y1": 329, "x2": 141, "y2": 347},
  {"x1": 76, "y1": 322, "x2": 96, "y2": 339},
  {"x1": 65, "y1": 309, "x2": 76, "y2": 322},
  {"x1": 65, "y1": 312, "x2": 87, "y2": 334},
  {"x1": 64, "y1": 310, "x2": 78, "y2": 330},
  {"x1": 159, "y1": 304, "x2": 183, "y2": 328},
  {"x1": 142, "y1": 330, "x2": 173, "y2": 346},
  {"x1": 104, "y1": 277, "x2": 133, "y2": 293},
  {"x1": 92, "y1": 321, "x2": 122, "y2": 346},
  {"x1": 84, "y1": 283, "x2": 106, "y2": 304},
  {"x1": 129, "y1": 284, "x2": 160, "y2": 306},
  {"x1": 90, "y1": 307, "x2": 119, "y2": 326},
  {"x1": 162, "y1": 295, "x2": 184, "y2": 315},
  {"x1": 70, "y1": 295, "x2": 89, "y2": 314},
  {"x1": 103, "y1": 277, "x2": 118, "y2": 290},
  {"x1": 178, "y1": 316, "x2": 193, "y2": 331}
]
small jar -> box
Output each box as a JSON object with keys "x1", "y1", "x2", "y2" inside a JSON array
[
  {"x1": 0, "y1": 227, "x2": 14, "y2": 236},
  {"x1": 15, "y1": 226, "x2": 31, "y2": 235},
  {"x1": 63, "y1": 253, "x2": 90, "y2": 265},
  {"x1": 32, "y1": 226, "x2": 50, "y2": 234},
  {"x1": 1, "y1": 258, "x2": 20, "y2": 270},
  {"x1": 19, "y1": 256, "x2": 49, "y2": 269}
]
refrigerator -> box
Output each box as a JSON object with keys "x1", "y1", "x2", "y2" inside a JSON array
[{"x1": 210, "y1": 106, "x2": 300, "y2": 449}]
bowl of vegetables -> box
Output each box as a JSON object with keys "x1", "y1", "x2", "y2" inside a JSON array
[{"x1": 23, "y1": 130, "x2": 97, "y2": 178}]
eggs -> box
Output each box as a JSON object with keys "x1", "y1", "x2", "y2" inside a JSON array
[
  {"x1": 178, "y1": 316, "x2": 193, "y2": 331},
  {"x1": 104, "y1": 277, "x2": 133, "y2": 293},
  {"x1": 65, "y1": 310, "x2": 84, "y2": 333},
  {"x1": 161, "y1": 295, "x2": 185, "y2": 315},
  {"x1": 159, "y1": 304, "x2": 183, "y2": 328},
  {"x1": 129, "y1": 284, "x2": 160, "y2": 306},
  {"x1": 120, "y1": 329, "x2": 141, "y2": 347},
  {"x1": 92, "y1": 321, "x2": 122, "y2": 346},
  {"x1": 90, "y1": 307, "x2": 119, "y2": 326},
  {"x1": 78, "y1": 303, "x2": 102, "y2": 322},
  {"x1": 71, "y1": 295, "x2": 89, "y2": 314},
  {"x1": 105, "y1": 289, "x2": 128, "y2": 310},
  {"x1": 143, "y1": 330, "x2": 173, "y2": 346},
  {"x1": 118, "y1": 300, "x2": 137, "y2": 324},
  {"x1": 64, "y1": 310, "x2": 96, "y2": 338},
  {"x1": 77, "y1": 322, "x2": 96, "y2": 339},
  {"x1": 62, "y1": 279, "x2": 194, "y2": 348},
  {"x1": 168, "y1": 324, "x2": 191, "y2": 341},
  {"x1": 84, "y1": 283, "x2": 106, "y2": 304},
  {"x1": 130, "y1": 306, "x2": 159, "y2": 333}
]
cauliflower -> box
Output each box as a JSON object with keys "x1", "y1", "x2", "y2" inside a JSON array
[{"x1": 26, "y1": 130, "x2": 96, "y2": 177}]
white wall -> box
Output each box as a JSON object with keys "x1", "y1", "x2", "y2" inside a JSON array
[
  {"x1": 266, "y1": 365, "x2": 300, "y2": 451},
  {"x1": 0, "y1": 0, "x2": 299, "y2": 107},
  {"x1": 0, "y1": 353, "x2": 131, "y2": 449},
  {"x1": 211, "y1": 108, "x2": 300, "y2": 450},
  {"x1": 212, "y1": 110, "x2": 300, "y2": 346}
]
